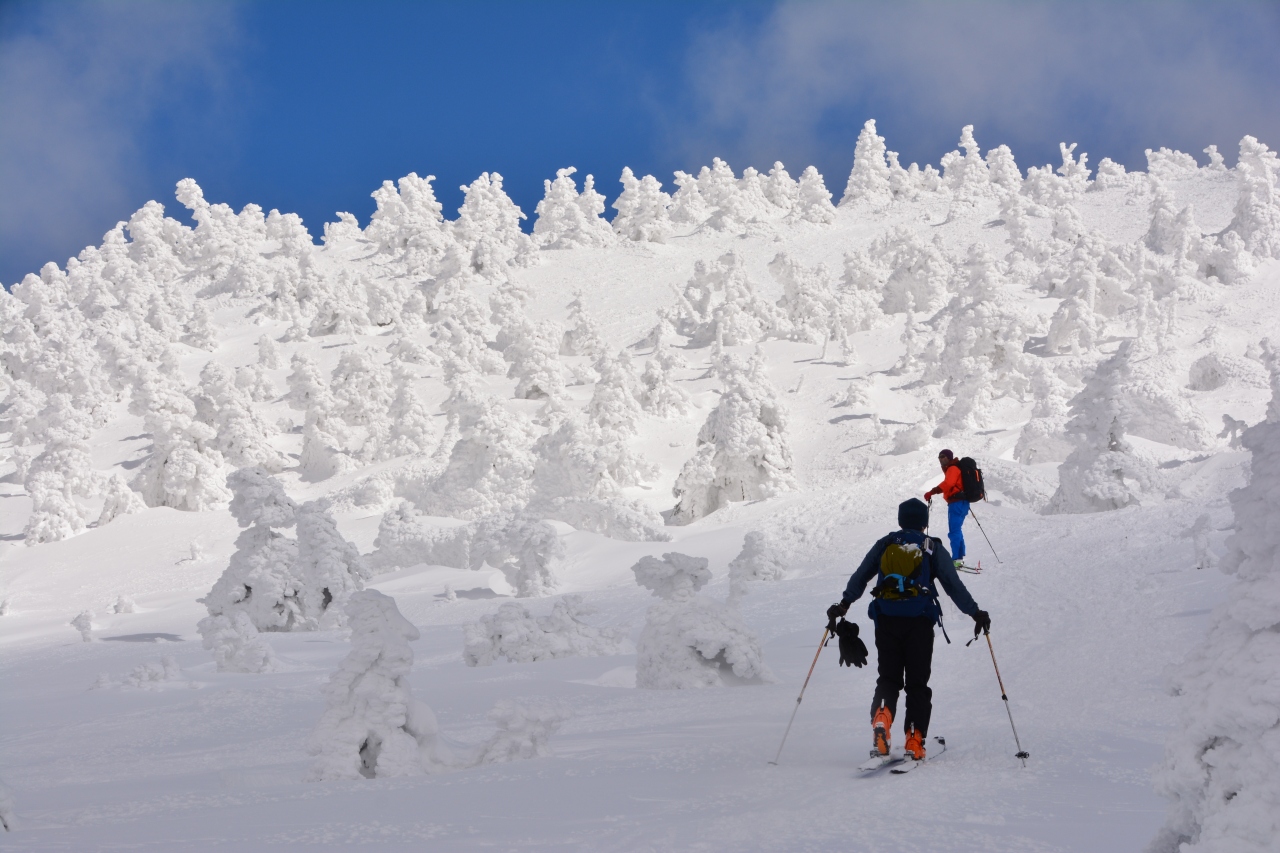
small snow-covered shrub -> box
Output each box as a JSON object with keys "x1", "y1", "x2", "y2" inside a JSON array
[
  {"x1": 70, "y1": 610, "x2": 94, "y2": 642},
  {"x1": 472, "y1": 699, "x2": 570, "y2": 765},
  {"x1": 633, "y1": 552, "x2": 771, "y2": 689},
  {"x1": 728, "y1": 531, "x2": 786, "y2": 599},
  {"x1": 197, "y1": 611, "x2": 278, "y2": 673},
  {"x1": 469, "y1": 512, "x2": 564, "y2": 598},
  {"x1": 308, "y1": 590, "x2": 448, "y2": 780},
  {"x1": 122, "y1": 656, "x2": 184, "y2": 690},
  {"x1": 368, "y1": 502, "x2": 471, "y2": 572},
  {"x1": 462, "y1": 595, "x2": 628, "y2": 666}
]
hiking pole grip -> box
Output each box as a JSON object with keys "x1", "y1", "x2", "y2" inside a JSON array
[{"x1": 769, "y1": 628, "x2": 830, "y2": 765}]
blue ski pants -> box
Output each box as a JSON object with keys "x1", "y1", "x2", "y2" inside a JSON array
[{"x1": 947, "y1": 500, "x2": 970, "y2": 561}]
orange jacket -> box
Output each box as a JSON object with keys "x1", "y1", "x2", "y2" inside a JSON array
[{"x1": 926, "y1": 463, "x2": 964, "y2": 503}]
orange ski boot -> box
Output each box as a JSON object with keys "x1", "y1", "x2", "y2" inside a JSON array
[
  {"x1": 872, "y1": 705, "x2": 893, "y2": 756},
  {"x1": 904, "y1": 726, "x2": 926, "y2": 761}
]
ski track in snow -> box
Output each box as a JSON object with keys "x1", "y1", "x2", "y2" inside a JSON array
[{"x1": 0, "y1": 134, "x2": 1272, "y2": 851}]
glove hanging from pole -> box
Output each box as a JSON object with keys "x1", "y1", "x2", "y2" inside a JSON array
[
  {"x1": 972, "y1": 609, "x2": 991, "y2": 638},
  {"x1": 834, "y1": 620, "x2": 868, "y2": 668},
  {"x1": 825, "y1": 601, "x2": 849, "y2": 633}
]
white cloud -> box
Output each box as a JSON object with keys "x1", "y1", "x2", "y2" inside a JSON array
[
  {"x1": 0, "y1": 1, "x2": 240, "y2": 282},
  {"x1": 671, "y1": 1, "x2": 1280, "y2": 175}
]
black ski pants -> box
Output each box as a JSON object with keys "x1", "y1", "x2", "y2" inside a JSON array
[{"x1": 870, "y1": 614, "x2": 935, "y2": 737}]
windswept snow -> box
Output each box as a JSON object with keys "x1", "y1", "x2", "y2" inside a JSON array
[{"x1": 1, "y1": 126, "x2": 1278, "y2": 851}]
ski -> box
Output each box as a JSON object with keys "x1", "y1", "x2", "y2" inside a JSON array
[
  {"x1": 889, "y1": 737, "x2": 947, "y2": 774},
  {"x1": 857, "y1": 751, "x2": 905, "y2": 774},
  {"x1": 954, "y1": 561, "x2": 982, "y2": 574}
]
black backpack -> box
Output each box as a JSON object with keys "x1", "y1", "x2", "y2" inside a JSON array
[{"x1": 957, "y1": 457, "x2": 985, "y2": 502}]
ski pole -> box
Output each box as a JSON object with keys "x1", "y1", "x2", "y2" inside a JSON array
[
  {"x1": 768, "y1": 628, "x2": 830, "y2": 765},
  {"x1": 968, "y1": 506, "x2": 1002, "y2": 563},
  {"x1": 980, "y1": 630, "x2": 1029, "y2": 767}
]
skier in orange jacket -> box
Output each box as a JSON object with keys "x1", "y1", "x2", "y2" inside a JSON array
[{"x1": 924, "y1": 449, "x2": 968, "y2": 568}]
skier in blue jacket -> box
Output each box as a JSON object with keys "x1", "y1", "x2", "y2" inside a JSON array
[{"x1": 826, "y1": 497, "x2": 990, "y2": 762}]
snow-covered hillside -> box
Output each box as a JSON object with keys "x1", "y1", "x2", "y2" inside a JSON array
[{"x1": 2, "y1": 121, "x2": 1278, "y2": 851}]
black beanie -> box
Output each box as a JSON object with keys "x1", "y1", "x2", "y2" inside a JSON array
[{"x1": 898, "y1": 497, "x2": 929, "y2": 531}]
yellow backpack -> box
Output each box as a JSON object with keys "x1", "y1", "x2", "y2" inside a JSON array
[{"x1": 873, "y1": 536, "x2": 935, "y2": 601}]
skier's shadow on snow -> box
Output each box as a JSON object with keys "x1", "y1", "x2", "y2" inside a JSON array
[
  {"x1": 828, "y1": 414, "x2": 910, "y2": 425},
  {"x1": 101, "y1": 633, "x2": 184, "y2": 643},
  {"x1": 439, "y1": 588, "x2": 503, "y2": 600}
]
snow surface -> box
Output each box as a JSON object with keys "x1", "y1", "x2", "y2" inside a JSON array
[{"x1": 1, "y1": 124, "x2": 1277, "y2": 851}]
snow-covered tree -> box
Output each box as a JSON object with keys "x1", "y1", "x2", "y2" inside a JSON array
[
  {"x1": 612, "y1": 167, "x2": 673, "y2": 243},
  {"x1": 939, "y1": 125, "x2": 993, "y2": 201},
  {"x1": 194, "y1": 362, "x2": 288, "y2": 473},
  {"x1": 201, "y1": 467, "x2": 302, "y2": 631},
  {"x1": 365, "y1": 172, "x2": 455, "y2": 275},
  {"x1": 841, "y1": 119, "x2": 892, "y2": 206},
  {"x1": 451, "y1": 172, "x2": 536, "y2": 281},
  {"x1": 293, "y1": 499, "x2": 372, "y2": 629},
  {"x1": 1224, "y1": 135, "x2": 1280, "y2": 260},
  {"x1": 639, "y1": 340, "x2": 691, "y2": 417},
  {"x1": 468, "y1": 512, "x2": 565, "y2": 598},
  {"x1": 130, "y1": 371, "x2": 231, "y2": 511},
  {"x1": 505, "y1": 319, "x2": 567, "y2": 401},
  {"x1": 674, "y1": 252, "x2": 784, "y2": 347},
  {"x1": 1152, "y1": 341, "x2": 1280, "y2": 852},
  {"x1": 668, "y1": 170, "x2": 710, "y2": 228},
  {"x1": 727, "y1": 531, "x2": 786, "y2": 603},
  {"x1": 560, "y1": 291, "x2": 606, "y2": 359},
  {"x1": 672, "y1": 352, "x2": 795, "y2": 523},
  {"x1": 197, "y1": 610, "x2": 278, "y2": 673},
  {"x1": 787, "y1": 166, "x2": 837, "y2": 224},
  {"x1": 463, "y1": 595, "x2": 628, "y2": 665},
  {"x1": 70, "y1": 610, "x2": 94, "y2": 642},
  {"x1": 632, "y1": 552, "x2": 771, "y2": 689},
  {"x1": 764, "y1": 162, "x2": 799, "y2": 210},
  {"x1": 533, "y1": 167, "x2": 615, "y2": 249},
  {"x1": 308, "y1": 590, "x2": 449, "y2": 780}
]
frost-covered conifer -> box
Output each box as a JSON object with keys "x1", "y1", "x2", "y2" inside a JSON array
[
  {"x1": 308, "y1": 590, "x2": 448, "y2": 780},
  {"x1": 927, "y1": 245, "x2": 1036, "y2": 435},
  {"x1": 195, "y1": 362, "x2": 287, "y2": 473},
  {"x1": 469, "y1": 512, "x2": 564, "y2": 598},
  {"x1": 560, "y1": 291, "x2": 606, "y2": 359},
  {"x1": 533, "y1": 167, "x2": 615, "y2": 249},
  {"x1": 1146, "y1": 178, "x2": 1206, "y2": 267},
  {"x1": 131, "y1": 373, "x2": 231, "y2": 512},
  {"x1": 505, "y1": 319, "x2": 567, "y2": 401},
  {"x1": 471, "y1": 699, "x2": 570, "y2": 765},
  {"x1": 292, "y1": 500, "x2": 371, "y2": 629},
  {"x1": 769, "y1": 253, "x2": 840, "y2": 344},
  {"x1": 984, "y1": 144, "x2": 1022, "y2": 195},
  {"x1": 668, "y1": 170, "x2": 710, "y2": 227},
  {"x1": 201, "y1": 467, "x2": 302, "y2": 631},
  {"x1": 365, "y1": 172, "x2": 455, "y2": 276},
  {"x1": 672, "y1": 353, "x2": 795, "y2": 523},
  {"x1": 322, "y1": 211, "x2": 362, "y2": 245},
  {"x1": 22, "y1": 395, "x2": 99, "y2": 544},
  {"x1": 367, "y1": 503, "x2": 471, "y2": 573},
  {"x1": 381, "y1": 365, "x2": 435, "y2": 459},
  {"x1": 198, "y1": 610, "x2": 278, "y2": 673},
  {"x1": 1152, "y1": 342, "x2": 1280, "y2": 852},
  {"x1": 675, "y1": 252, "x2": 784, "y2": 347},
  {"x1": 183, "y1": 301, "x2": 217, "y2": 351},
  {"x1": 329, "y1": 347, "x2": 395, "y2": 428},
  {"x1": 451, "y1": 172, "x2": 536, "y2": 281},
  {"x1": 1048, "y1": 335, "x2": 1210, "y2": 513},
  {"x1": 787, "y1": 166, "x2": 837, "y2": 224},
  {"x1": 939, "y1": 125, "x2": 993, "y2": 201},
  {"x1": 1014, "y1": 363, "x2": 1076, "y2": 464},
  {"x1": 70, "y1": 610, "x2": 94, "y2": 642},
  {"x1": 96, "y1": 472, "x2": 145, "y2": 527},
  {"x1": 309, "y1": 270, "x2": 370, "y2": 337},
  {"x1": 841, "y1": 119, "x2": 892, "y2": 206},
  {"x1": 418, "y1": 395, "x2": 539, "y2": 519},
  {"x1": 640, "y1": 341, "x2": 691, "y2": 418},
  {"x1": 764, "y1": 162, "x2": 800, "y2": 210},
  {"x1": 727, "y1": 531, "x2": 786, "y2": 603},
  {"x1": 612, "y1": 167, "x2": 673, "y2": 242},
  {"x1": 299, "y1": 393, "x2": 354, "y2": 482},
  {"x1": 632, "y1": 552, "x2": 771, "y2": 689},
  {"x1": 699, "y1": 158, "x2": 760, "y2": 232},
  {"x1": 462, "y1": 595, "x2": 627, "y2": 665},
  {"x1": 235, "y1": 364, "x2": 278, "y2": 403},
  {"x1": 870, "y1": 227, "x2": 956, "y2": 314},
  {"x1": 1224, "y1": 135, "x2": 1280, "y2": 260},
  {"x1": 430, "y1": 279, "x2": 506, "y2": 374},
  {"x1": 256, "y1": 334, "x2": 282, "y2": 370}
]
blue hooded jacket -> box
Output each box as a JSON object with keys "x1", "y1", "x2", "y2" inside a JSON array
[{"x1": 841, "y1": 528, "x2": 979, "y2": 622}]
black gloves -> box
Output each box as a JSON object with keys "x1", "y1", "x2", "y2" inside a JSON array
[
  {"x1": 826, "y1": 601, "x2": 850, "y2": 632},
  {"x1": 835, "y1": 620, "x2": 868, "y2": 668},
  {"x1": 973, "y1": 609, "x2": 991, "y2": 638}
]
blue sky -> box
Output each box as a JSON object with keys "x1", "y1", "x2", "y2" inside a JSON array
[{"x1": 2, "y1": 1, "x2": 1278, "y2": 287}]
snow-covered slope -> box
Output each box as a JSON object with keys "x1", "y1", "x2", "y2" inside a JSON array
[{"x1": 1, "y1": 122, "x2": 1277, "y2": 851}]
